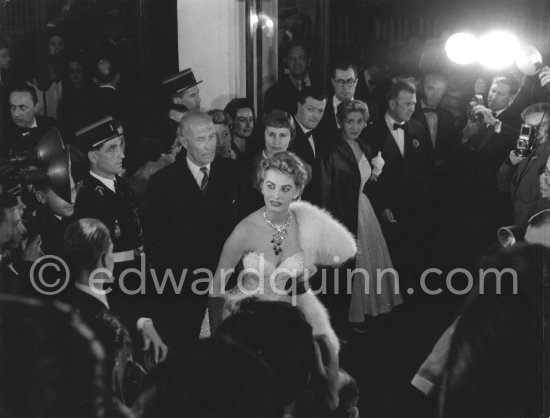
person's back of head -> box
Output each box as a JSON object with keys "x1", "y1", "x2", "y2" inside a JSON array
[
  {"x1": 439, "y1": 243, "x2": 547, "y2": 418},
  {"x1": 93, "y1": 58, "x2": 119, "y2": 86},
  {"x1": 139, "y1": 336, "x2": 284, "y2": 418},
  {"x1": 0, "y1": 295, "x2": 107, "y2": 418},
  {"x1": 215, "y1": 298, "x2": 316, "y2": 405},
  {"x1": 63, "y1": 218, "x2": 112, "y2": 278}
]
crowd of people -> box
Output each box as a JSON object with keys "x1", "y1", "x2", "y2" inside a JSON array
[{"x1": 0, "y1": 24, "x2": 549, "y2": 417}]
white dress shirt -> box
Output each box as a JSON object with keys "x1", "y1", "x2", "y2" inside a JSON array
[
  {"x1": 186, "y1": 157, "x2": 211, "y2": 188},
  {"x1": 421, "y1": 101, "x2": 438, "y2": 148},
  {"x1": 90, "y1": 170, "x2": 116, "y2": 192},
  {"x1": 296, "y1": 120, "x2": 316, "y2": 158},
  {"x1": 385, "y1": 112, "x2": 405, "y2": 157}
]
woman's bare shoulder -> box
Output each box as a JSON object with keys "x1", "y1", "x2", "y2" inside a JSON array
[{"x1": 233, "y1": 209, "x2": 264, "y2": 236}]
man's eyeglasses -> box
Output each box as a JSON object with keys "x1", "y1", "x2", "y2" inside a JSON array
[{"x1": 333, "y1": 78, "x2": 357, "y2": 88}]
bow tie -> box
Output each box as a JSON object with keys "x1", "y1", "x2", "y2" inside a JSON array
[
  {"x1": 423, "y1": 107, "x2": 437, "y2": 113},
  {"x1": 304, "y1": 130, "x2": 313, "y2": 139},
  {"x1": 20, "y1": 127, "x2": 37, "y2": 134},
  {"x1": 393, "y1": 123, "x2": 405, "y2": 130}
]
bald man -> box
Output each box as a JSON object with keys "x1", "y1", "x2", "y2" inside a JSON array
[{"x1": 143, "y1": 110, "x2": 242, "y2": 348}]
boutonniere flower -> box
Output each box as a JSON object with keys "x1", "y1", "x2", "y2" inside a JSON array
[
  {"x1": 95, "y1": 186, "x2": 104, "y2": 196},
  {"x1": 412, "y1": 139, "x2": 420, "y2": 149}
]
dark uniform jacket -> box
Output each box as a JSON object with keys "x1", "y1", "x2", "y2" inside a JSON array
[
  {"x1": 74, "y1": 173, "x2": 143, "y2": 254},
  {"x1": 74, "y1": 173, "x2": 144, "y2": 326}
]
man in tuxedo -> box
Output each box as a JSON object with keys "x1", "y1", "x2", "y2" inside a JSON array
[
  {"x1": 459, "y1": 76, "x2": 522, "y2": 249},
  {"x1": 318, "y1": 60, "x2": 359, "y2": 147},
  {"x1": 412, "y1": 72, "x2": 456, "y2": 168},
  {"x1": 144, "y1": 110, "x2": 241, "y2": 349},
  {"x1": 264, "y1": 41, "x2": 317, "y2": 115},
  {"x1": 367, "y1": 79, "x2": 433, "y2": 289},
  {"x1": 6, "y1": 84, "x2": 56, "y2": 156},
  {"x1": 411, "y1": 72, "x2": 458, "y2": 255},
  {"x1": 289, "y1": 86, "x2": 326, "y2": 205}
]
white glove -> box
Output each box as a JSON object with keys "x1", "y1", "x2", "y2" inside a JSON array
[{"x1": 371, "y1": 152, "x2": 385, "y2": 177}]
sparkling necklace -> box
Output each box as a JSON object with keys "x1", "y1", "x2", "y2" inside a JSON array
[{"x1": 263, "y1": 208, "x2": 292, "y2": 255}]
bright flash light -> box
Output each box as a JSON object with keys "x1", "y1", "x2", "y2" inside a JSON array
[
  {"x1": 516, "y1": 44, "x2": 543, "y2": 76},
  {"x1": 445, "y1": 33, "x2": 478, "y2": 65},
  {"x1": 478, "y1": 31, "x2": 520, "y2": 69}
]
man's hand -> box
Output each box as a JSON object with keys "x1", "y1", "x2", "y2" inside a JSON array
[
  {"x1": 508, "y1": 150, "x2": 524, "y2": 166},
  {"x1": 141, "y1": 320, "x2": 168, "y2": 363},
  {"x1": 474, "y1": 78, "x2": 488, "y2": 95},
  {"x1": 312, "y1": 334, "x2": 340, "y2": 411},
  {"x1": 22, "y1": 235, "x2": 44, "y2": 262},
  {"x1": 473, "y1": 105, "x2": 498, "y2": 127},
  {"x1": 382, "y1": 208, "x2": 397, "y2": 224},
  {"x1": 539, "y1": 66, "x2": 550, "y2": 89}
]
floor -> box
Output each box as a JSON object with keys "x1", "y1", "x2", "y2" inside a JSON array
[{"x1": 340, "y1": 292, "x2": 464, "y2": 418}]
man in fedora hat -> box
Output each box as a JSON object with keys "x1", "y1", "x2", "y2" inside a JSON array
[
  {"x1": 162, "y1": 68, "x2": 203, "y2": 113},
  {"x1": 498, "y1": 102, "x2": 550, "y2": 229}
]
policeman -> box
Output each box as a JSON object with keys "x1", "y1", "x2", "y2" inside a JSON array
[{"x1": 73, "y1": 116, "x2": 167, "y2": 359}]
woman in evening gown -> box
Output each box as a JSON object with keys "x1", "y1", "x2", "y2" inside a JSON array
[
  {"x1": 208, "y1": 151, "x2": 356, "y2": 351},
  {"x1": 322, "y1": 99, "x2": 403, "y2": 325}
]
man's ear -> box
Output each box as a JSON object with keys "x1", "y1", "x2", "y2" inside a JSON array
[
  {"x1": 99, "y1": 252, "x2": 108, "y2": 269},
  {"x1": 181, "y1": 136, "x2": 188, "y2": 150},
  {"x1": 388, "y1": 98, "x2": 396, "y2": 111},
  {"x1": 350, "y1": 406, "x2": 359, "y2": 418},
  {"x1": 88, "y1": 150, "x2": 97, "y2": 164}
]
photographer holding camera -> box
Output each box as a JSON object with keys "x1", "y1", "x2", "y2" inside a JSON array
[
  {"x1": 458, "y1": 76, "x2": 523, "y2": 250},
  {"x1": 498, "y1": 103, "x2": 550, "y2": 229}
]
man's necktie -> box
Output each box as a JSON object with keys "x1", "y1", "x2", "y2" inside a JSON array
[
  {"x1": 423, "y1": 107, "x2": 436, "y2": 113},
  {"x1": 393, "y1": 123, "x2": 405, "y2": 130},
  {"x1": 200, "y1": 167, "x2": 209, "y2": 194}
]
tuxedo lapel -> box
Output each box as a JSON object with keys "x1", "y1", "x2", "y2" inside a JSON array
[{"x1": 383, "y1": 125, "x2": 404, "y2": 164}]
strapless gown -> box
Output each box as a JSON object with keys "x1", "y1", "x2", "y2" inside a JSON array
[{"x1": 201, "y1": 251, "x2": 340, "y2": 351}]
